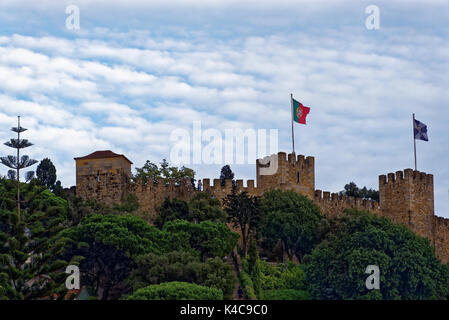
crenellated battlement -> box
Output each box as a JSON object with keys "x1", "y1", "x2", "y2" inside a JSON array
[
  {"x1": 379, "y1": 168, "x2": 434, "y2": 241},
  {"x1": 202, "y1": 178, "x2": 262, "y2": 200},
  {"x1": 75, "y1": 150, "x2": 449, "y2": 263},
  {"x1": 268, "y1": 151, "x2": 315, "y2": 170},
  {"x1": 256, "y1": 151, "x2": 315, "y2": 199},
  {"x1": 314, "y1": 189, "x2": 380, "y2": 217},
  {"x1": 379, "y1": 169, "x2": 433, "y2": 188}
]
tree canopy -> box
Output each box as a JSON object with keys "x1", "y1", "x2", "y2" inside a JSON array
[
  {"x1": 162, "y1": 219, "x2": 239, "y2": 260},
  {"x1": 339, "y1": 182, "x2": 379, "y2": 202},
  {"x1": 0, "y1": 178, "x2": 68, "y2": 300},
  {"x1": 36, "y1": 158, "x2": 57, "y2": 190},
  {"x1": 220, "y1": 165, "x2": 234, "y2": 186},
  {"x1": 127, "y1": 281, "x2": 223, "y2": 300},
  {"x1": 303, "y1": 209, "x2": 449, "y2": 300},
  {"x1": 260, "y1": 190, "x2": 322, "y2": 262},
  {"x1": 133, "y1": 159, "x2": 195, "y2": 185},
  {"x1": 223, "y1": 190, "x2": 261, "y2": 257}
]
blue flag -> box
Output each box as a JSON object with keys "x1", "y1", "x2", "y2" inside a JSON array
[{"x1": 414, "y1": 119, "x2": 428, "y2": 141}]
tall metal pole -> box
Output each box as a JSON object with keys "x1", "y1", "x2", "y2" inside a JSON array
[
  {"x1": 17, "y1": 116, "x2": 20, "y2": 223},
  {"x1": 290, "y1": 93, "x2": 295, "y2": 154},
  {"x1": 413, "y1": 113, "x2": 417, "y2": 171}
]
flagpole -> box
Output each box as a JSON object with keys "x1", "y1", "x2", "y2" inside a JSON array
[
  {"x1": 413, "y1": 113, "x2": 417, "y2": 171},
  {"x1": 290, "y1": 93, "x2": 295, "y2": 154}
]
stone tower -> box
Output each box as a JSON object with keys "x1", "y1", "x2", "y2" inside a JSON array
[
  {"x1": 74, "y1": 150, "x2": 132, "y2": 204},
  {"x1": 379, "y1": 169, "x2": 434, "y2": 240},
  {"x1": 256, "y1": 151, "x2": 315, "y2": 199}
]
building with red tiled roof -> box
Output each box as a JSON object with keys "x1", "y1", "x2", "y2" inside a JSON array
[
  {"x1": 74, "y1": 150, "x2": 133, "y2": 164},
  {"x1": 74, "y1": 150, "x2": 132, "y2": 203}
]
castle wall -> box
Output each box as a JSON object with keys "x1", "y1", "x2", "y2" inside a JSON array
[
  {"x1": 314, "y1": 190, "x2": 380, "y2": 218},
  {"x1": 433, "y1": 216, "x2": 449, "y2": 262},
  {"x1": 379, "y1": 169, "x2": 434, "y2": 240},
  {"x1": 75, "y1": 157, "x2": 132, "y2": 204},
  {"x1": 75, "y1": 171, "x2": 130, "y2": 204},
  {"x1": 256, "y1": 152, "x2": 315, "y2": 199},
  {"x1": 131, "y1": 178, "x2": 196, "y2": 220},
  {"x1": 74, "y1": 151, "x2": 449, "y2": 263}
]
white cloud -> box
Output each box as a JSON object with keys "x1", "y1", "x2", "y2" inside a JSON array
[{"x1": 0, "y1": 4, "x2": 447, "y2": 217}]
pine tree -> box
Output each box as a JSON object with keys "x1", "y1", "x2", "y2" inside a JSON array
[
  {"x1": 0, "y1": 116, "x2": 38, "y2": 222},
  {"x1": 220, "y1": 165, "x2": 234, "y2": 186},
  {"x1": 36, "y1": 158, "x2": 57, "y2": 189}
]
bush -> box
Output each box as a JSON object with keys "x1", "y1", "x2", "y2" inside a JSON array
[
  {"x1": 128, "y1": 252, "x2": 236, "y2": 299},
  {"x1": 259, "y1": 261, "x2": 306, "y2": 291},
  {"x1": 261, "y1": 190, "x2": 322, "y2": 261},
  {"x1": 127, "y1": 281, "x2": 223, "y2": 300},
  {"x1": 260, "y1": 289, "x2": 311, "y2": 300},
  {"x1": 239, "y1": 271, "x2": 257, "y2": 300},
  {"x1": 163, "y1": 220, "x2": 238, "y2": 260}
]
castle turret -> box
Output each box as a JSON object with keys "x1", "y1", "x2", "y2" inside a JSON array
[
  {"x1": 256, "y1": 152, "x2": 315, "y2": 199},
  {"x1": 74, "y1": 150, "x2": 132, "y2": 204},
  {"x1": 379, "y1": 169, "x2": 434, "y2": 240}
]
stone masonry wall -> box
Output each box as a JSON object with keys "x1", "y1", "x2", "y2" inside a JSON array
[
  {"x1": 75, "y1": 151, "x2": 449, "y2": 263},
  {"x1": 379, "y1": 169, "x2": 434, "y2": 240}
]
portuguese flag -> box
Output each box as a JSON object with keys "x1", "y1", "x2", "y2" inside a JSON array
[{"x1": 292, "y1": 98, "x2": 310, "y2": 125}]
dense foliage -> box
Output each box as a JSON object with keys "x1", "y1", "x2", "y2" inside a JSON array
[
  {"x1": 127, "y1": 281, "x2": 223, "y2": 300},
  {"x1": 54, "y1": 214, "x2": 184, "y2": 299},
  {"x1": 133, "y1": 159, "x2": 195, "y2": 185},
  {"x1": 153, "y1": 192, "x2": 226, "y2": 228},
  {"x1": 36, "y1": 158, "x2": 57, "y2": 190},
  {"x1": 162, "y1": 220, "x2": 239, "y2": 260},
  {"x1": 127, "y1": 251, "x2": 235, "y2": 298},
  {"x1": 2, "y1": 155, "x2": 449, "y2": 301},
  {"x1": 304, "y1": 209, "x2": 449, "y2": 300},
  {"x1": 0, "y1": 178, "x2": 68, "y2": 300},
  {"x1": 223, "y1": 190, "x2": 262, "y2": 257},
  {"x1": 260, "y1": 190, "x2": 322, "y2": 261},
  {"x1": 220, "y1": 165, "x2": 234, "y2": 186}
]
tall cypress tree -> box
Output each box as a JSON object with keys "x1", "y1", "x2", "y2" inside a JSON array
[{"x1": 0, "y1": 116, "x2": 38, "y2": 222}]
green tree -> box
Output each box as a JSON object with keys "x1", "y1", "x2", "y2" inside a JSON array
[
  {"x1": 154, "y1": 198, "x2": 190, "y2": 229},
  {"x1": 259, "y1": 289, "x2": 310, "y2": 300},
  {"x1": 7, "y1": 170, "x2": 16, "y2": 180},
  {"x1": 0, "y1": 178, "x2": 69, "y2": 300},
  {"x1": 261, "y1": 190, "x2": 322, "y2": 262},
  {"x1": 223, "y1": 190, "x2": 261, "y2": 257},
  {"x1": 36, "y1": 158, "x2": 57, "y2": 190},
  {"x1": 247, "y1": 238, "x2": 261, "y2": 297},
  {"x1": 303, "y1": 209, "x2": 449, "y2": 300},
  {"x1": 52, "y1": 180, "x2": 64, "y2": 198},
  {"x1": 54, "y1": 214, "x2": 186, "y2": 300},
  {"x1": 162, "y1": 220, "x2": 239, "y2": 260},
  {"x1": 127, "y1": 281, "x2": 223, "y2": 300},
  {"x1": 154, "y1": 193, "x2": 227, "y2": 228},
  {"x1": 127, "y1": 251, "x2": 235, "y2": 299},
  {"x1": 220, "y1": 165, "x2": 234, "y2": 186},
  {"x1": 0, "y1": 116, "x2": 38, "y2": 222},
  {"x1": 133, "y1": 160, "x2": 160, "y2": 184},
  {"x1": 133, "y1": 159, "x2": 195, "y2": 185},
  {"x1": 188, "y1": 192, "x2": 227, "y2": 223},
  {"x1": 339, "y1": 182, "x2": 379, "y2": 202}
]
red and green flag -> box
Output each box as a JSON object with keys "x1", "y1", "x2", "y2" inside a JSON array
[{"x1": 292, "y1": 98, "x2": 310, "y2": 124}]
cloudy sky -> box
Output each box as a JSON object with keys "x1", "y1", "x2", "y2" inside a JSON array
[{"x1": 0, "y1": 0, "x2": 448, "y2": 216}]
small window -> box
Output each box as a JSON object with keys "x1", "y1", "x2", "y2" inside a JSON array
[
  {"x1": 97, "y1": 170, "x2": 100, "y2": 182},
  {"x1": 297, "y1": 172, "x2": 300, "y2": 183}
]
